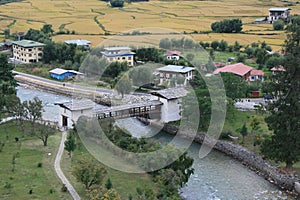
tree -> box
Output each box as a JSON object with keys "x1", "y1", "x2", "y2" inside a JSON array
[
  {"x1": 80, "y1": 55, "x2": 109, "y2": 77},
  {"x1": 0, "y1": 54, "x2": 18, "y2": 121},
  {"x1": 73, "y1": 158, "x2": 107, "y2": 190},
  {"x1": 129, "y1": 65, "x2": 153, "y2": 88},
  {"x1": 211, "y1": 40, "x2": 219, "y2": 50},
  {"x1": 159, "y1": 38, "x2": 171, "y2": 49},
  {"x1": 24, "y1": 97, "x2": 43, "y2": 134},
  {"x1": 64, "y1": 131, "x2": 76, "y2": 158},
  {"x1": 41, "y1": 24, "x2": 54, "y2": 35},
  {"x1": 261, "y1": 18, "x2": 300, "y2": 171},
  {"x1": 233, "y1": 41, "x2": 241, "y2": 52},
  {"x1": 211, "y1": 19, "x2": 243, "y2": 33},
  {"x1": 238, "y1": 123, "x2": 248, "y2": 144},
  {"x1": 115, "y1": 74, "x2": 132, "y2": 98},
  {"x1": 110, "y1": 0, "x2": 124, "y2": 7},
  {"x1": 273, "y1": 19, "x2": 284, "y2": 30},
  {"x1": 221, "y1": 73, "x2": 247, "y2": 100},
  {"x1": 105, "y1": 178, "x2": 112, "y2": 190},
  {"x1": 36, "y1": 121, "x2": 55, "y2": 146},
  {"x1": 219, "y1": 39, "x2": 228, "y2": 51}
]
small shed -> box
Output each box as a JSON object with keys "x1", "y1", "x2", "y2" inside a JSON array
[{"x1": 49, "y1": 68, "x2": 84, "y2": 80}]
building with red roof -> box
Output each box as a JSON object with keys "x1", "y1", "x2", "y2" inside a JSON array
[
  {"x1": 213, "y1": 62, "x2": 264, "y2": 82},
  {"x1": 166, "y1": 50, "x2": 182, "y2": 61},
  {"x1": 271, "y1": 66, "x2": 286, "y2": 75}
]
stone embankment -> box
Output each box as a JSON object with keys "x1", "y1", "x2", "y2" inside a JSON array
[
  {"x1": 162, "y1": 124, "x2": 300, "y2": 197},
  {"x1": 15, "y1": 74, "x2": 150, "y2": 106}
]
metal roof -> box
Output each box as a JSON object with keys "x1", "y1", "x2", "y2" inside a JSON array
[
  {"x1": 94, "y1": 100, "x2": 162, "y2": 114},
  {"x1": 157, "y1": 65, "x2": 195, "y2": 73},
  {"x1": 269, "y1": 8, "x2": 291, "y2": 12},
  {"x1": 213, "y1": 63, "x2": 253, "y2": 77},
  {"x1": 55, "y1": 99, "x2": 95, "y2": 111},
  {"x1": 65, "y1": 39, "x2": 91, "y2": 46},
  {"x1": 49, "y1": 68, "x2": 84, "y2": 75},
  {"x1": 104, "y1": 47, "x2": 132, "y2": 51},
  {"x1": 151, "y1": 87, "x2": 188, "y2": 100},
  {"x1": 12, "y1": 40, "x2": 45, "y2": 47}
]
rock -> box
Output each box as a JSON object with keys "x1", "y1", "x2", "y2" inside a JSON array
[{"x1": 294, "y1": 182, "x2": 300, "y2": 194}]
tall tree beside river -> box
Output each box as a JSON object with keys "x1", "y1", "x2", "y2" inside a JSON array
[
  {"x1": 0, "y1": 54, "x2": 19, "y2": 121},
  {"x1": 261, "y1": 17, "x2": 300, "y2": 171}
]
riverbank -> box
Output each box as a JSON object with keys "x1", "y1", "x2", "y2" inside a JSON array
[
  {"x1": 161, "y1": 123, "x2": 300, "y2": 198},
  {"x1": 15, "y1": 73, "x2": 300, "y2": 198},
  {"x1": 15, "y1": 72, "x2": 150, "y2": 106}
]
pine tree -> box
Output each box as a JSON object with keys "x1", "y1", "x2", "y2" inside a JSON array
[
  {"x1": 64, "y1": 132, "x2": 76, "y2": 158},
  {"x1": 261, "y1": 17, "x2": 300, "y2": 171}
]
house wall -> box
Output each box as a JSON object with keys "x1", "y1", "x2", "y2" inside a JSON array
[
  {"x1": 249, "y1": 75, "x2": 264, "y2": 82},
  {"x1": 159, "y1": 71, "x2": 194, "y2": 85},
  {"x1": 104, "y1": 55, "x2": 134, "y2": 66},
  {"x1": 50, "y1": 72, "x2": 75, "y2": 80},
  {"x1": 268, "y1": 10, "x2": 290, "y2": 23},
  {"x1": 159, "y1": 98, "x2": 181, "y2": 123},
  {"x1": 12, "y1": 45, "x2": 44, "y2": 63},
  {"x1": 58, "y1": 106, "x2": 93, "y2": 129}
]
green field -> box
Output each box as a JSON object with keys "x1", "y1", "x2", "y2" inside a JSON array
[
  {"x1": 60, "y1": 134, "x2": 158, "y2": 200},
  {"x1": 0, "y1": 121, "x2": 71, "y2": 200},
  {"x1": 0, "y1": 0, "x2": 299, "y2": 50}
]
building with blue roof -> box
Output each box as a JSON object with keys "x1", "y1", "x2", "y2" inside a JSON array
[
  {"x1": 101, "y1": 47, "x2": 135, "y2": 66},
  {"x1": 49, "y1": 68, "x2": 84, "y2": 80}
]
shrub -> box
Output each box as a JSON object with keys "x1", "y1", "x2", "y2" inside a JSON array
[
  {"x1": 273, "y1": 19, "x2": 284, "y2": 30},
  {"x1": 37, "y1": 162, "x2": 43, "y2": 168}
]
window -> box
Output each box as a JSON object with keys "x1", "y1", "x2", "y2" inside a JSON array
[
  {"x1": 128, "y1": 56, "x2": 132, "y2": 60},
  {"x1": 122, "y1": 57, "x2": 125, "y2": 60}
]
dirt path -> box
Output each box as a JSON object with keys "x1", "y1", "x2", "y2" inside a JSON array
[{"x1": 54, "y1": 131, "x2": 81, "y2": 200}]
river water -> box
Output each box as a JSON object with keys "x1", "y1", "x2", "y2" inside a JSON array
[{"x1": 17, "y1": 86, "x2": 292, "y2": 200}]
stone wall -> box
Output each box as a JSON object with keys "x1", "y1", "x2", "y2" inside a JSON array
[{"x1": 163, "y1": 124, "x2": 300, "y2": 195}]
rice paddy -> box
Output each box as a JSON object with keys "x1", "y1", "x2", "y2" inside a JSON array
[{"x1": 0, "y1": 0, "x2": 299, "y2": 49}]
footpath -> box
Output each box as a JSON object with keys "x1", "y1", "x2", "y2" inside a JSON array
[{"x1": 54, "y1": 131, "x2": 81, "y2": 200}]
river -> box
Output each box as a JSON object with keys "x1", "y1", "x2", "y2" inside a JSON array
[{"x1": 16, "y1": 86, "x2": 292, "y2": 200}]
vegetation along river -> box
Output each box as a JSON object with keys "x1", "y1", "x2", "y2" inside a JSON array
[{"x1": 17, "y1": 86, "x2": 293, "y2": 200}]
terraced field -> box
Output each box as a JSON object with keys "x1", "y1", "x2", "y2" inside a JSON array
[{"x1": 0, "y1": 0, "x2": 299, "y2": 49}]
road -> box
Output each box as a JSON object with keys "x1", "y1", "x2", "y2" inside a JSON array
[
  {"x1": 54, "y1": 131, "x2": 81, "y2": 200},
  {"x1": 13, "y1": 71, "x2": 151, "y2": 97},
  {"x1": 14, "y1": 71, "x2": 113, "y2": 94}
]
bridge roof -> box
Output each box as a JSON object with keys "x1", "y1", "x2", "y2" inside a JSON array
[
  {"x1": 94, "y1": 100, "x2": 162, "y2": 114},
  {"x1": 151, "y1": 87, "x2": 188, "y2": 100},
  {"x1": 55, "y1": 99, "x2": 94, "y2": 111}
]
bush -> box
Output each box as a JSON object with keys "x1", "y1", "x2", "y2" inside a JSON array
[
  {"x1": 61, "y1": 184, "x2": 68, "y2": 192},
  {"x1": 110, "y1": 0, "x2": 124, "y2": 7},
  {"x1": 37, "y1": 162, "x2": 43, "y2": 168},
  {"x1": 211, "y1": 19, "x2": 243, "y2": 33},
  {"x1": 273, "y1": 20, "x2": 284, "y2": 30}
]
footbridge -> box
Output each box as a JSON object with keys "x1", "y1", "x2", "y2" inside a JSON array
[{"x1": 94, "y1": 100, "x2": 163, "y2": 120}]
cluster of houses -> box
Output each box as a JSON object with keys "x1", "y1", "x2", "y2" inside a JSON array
[{"x1": 8, "y1": 38, "x2": 271, "y2": 85}]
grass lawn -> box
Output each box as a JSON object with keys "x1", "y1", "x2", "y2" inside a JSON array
[
  {"x1": 222, "y1": 108, "x2": 300, "y2": 175},
  {"x1": 60, "y1": 133, "x2": 158, "y2": 200},
  {"x1": 0, "y1": 121, "x2": 71, "y2": 200}
]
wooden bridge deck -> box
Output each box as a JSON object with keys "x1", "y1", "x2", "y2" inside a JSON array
[{"x1": 94, "y1": 100, "x2": 163, "y2": 119}]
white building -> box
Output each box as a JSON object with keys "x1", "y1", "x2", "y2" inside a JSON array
[
  {"x1": 12, "y1": 40, "x2": 45, "y2": 63},
  {"x1": 268, "y1": 8, "x2": 291, "y2": 23},
  {"x1": 55, "y1": 99, "x2": 94, "y2": 129},
  {"x1": 156, "y1": 65, "x2": 195, "y2": 85},
  {"x1": 152, "y1": 87, "x2": 188, "y2": 123},
  {"x1": 101, "y1": 47, "x2": 135, "y2": 66}
]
